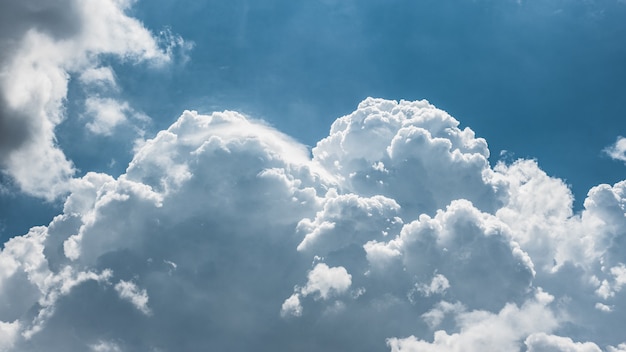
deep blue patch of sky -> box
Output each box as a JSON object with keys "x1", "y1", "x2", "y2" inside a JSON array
[{"x1": 3, "y1": 0, "x2": 626, "y2": 241}]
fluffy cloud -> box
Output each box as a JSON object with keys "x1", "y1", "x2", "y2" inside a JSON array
[
  {"x1": 387, "y1": 290, "x2": 558, "y2": 352},
  {"x1": 525, "y1": 333, "x2": 602, "y2": 352},
  {"x1": 1, "y1": 98, "x2": 625, "y2": 351},
  {"x1": 281, "y1": 263, "x2": 352, "y2": 317},
  {"x1": 312, "y1": 98, "x2": 505, "y2": 216},
  {"x1": 604, "y1": 136, "x2": 626, "y2": 163},
  {"x1": 0, "y1": 0, "x2": 187, "y2": 200},
  {"x1": 83, "y1": 97, "x2": 148, "y2": 136}
]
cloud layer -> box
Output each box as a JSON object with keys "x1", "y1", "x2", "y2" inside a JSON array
[{"x1": 1, "y1": 98, "x2": 625, "y2": 351}]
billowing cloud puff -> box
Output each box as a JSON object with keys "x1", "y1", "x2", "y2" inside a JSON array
[
  {"x1": 312, "y1": 98, "x2": 505, "y2": 216},
  {"x1": 0, "y1": 0, "x2": 188, "y2": 199},
  {"x1": 1, "y1": 98, "x2": 626, "y2": 351},
  {"x1": 365, "y1": 199, "x2": 535, "y2": 311}
]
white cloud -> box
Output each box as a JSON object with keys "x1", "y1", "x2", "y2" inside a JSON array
[
  {"x1": 0, "y1": 99, "x2": 626, "y2": 350},
  {"x1": 0, "y1": 320, "x2": 20, "y2": 352},
  {"x1": 595, "y1": 264, "x2": 626, "y2": 299},
  {"x1": 608, "y1": 344, "x2": 626, "y2": 352},
  {"x1": 595, "y1": 302, "x2": 613, "y2": 312},
  {"x1": 414, "y1": 273, "x2": 450, "y2": 298},
  {"x1": 0, "y1": 0, "x2": 187, "y2": 200},
  {"x1": 280, "y1": 293, "x2": 303, "y2": 317},
  {"x1": 388, "y1": 290, "x2": 558, "y2": 352},
  {"x1": 604, "y1": 136, "x2": 626, "y2": 163},
  {"x1": 494, "y1": 159, "x2": 576, "y2": 271},
  {"x1": 421, "y1": 301, "x2": 465, "y2": 329},
  {"x1": 114, "y1": 280, "x2": 151, "y2": 315},
  {"x1": 365, "y1": 199, "x2": 536, "y2": 311},
  {"x1": 524, "y1": 333, "x2": 602, "y2": 352},
  {"x1": 301, "y1": 263, "x2": 352, "y2": 300},
  {"x1": 83, "y1": 97, "x2": 150, "y2": 137},
  {"x1": 296, "y1": 192, "x2": 402, "y2": 255},
  {"x1": 79, "y1": 66, "x2": 117, "y2": 88},
  {"x1": 84, "y1": 97, "x2": 132, "y2": 136},
  {"x1": 280, "y1": 263, "x2": 352, "y2": 317}
]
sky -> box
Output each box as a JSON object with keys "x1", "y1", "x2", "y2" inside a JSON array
[{"x1": 0, "y1": 0, "x2": 626, "y2": 351}]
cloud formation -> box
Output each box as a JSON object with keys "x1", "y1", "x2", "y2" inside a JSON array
[
  {"x1": 0, "y1": 0, "x2": 186, "y2": 199},
  {"x1": 0, "y1": 98, "x2": 625, "y2": 351}
]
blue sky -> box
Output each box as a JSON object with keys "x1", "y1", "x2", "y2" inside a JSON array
[{"x1": 1, "y1": 1, "x2": 626, "y2": 351}]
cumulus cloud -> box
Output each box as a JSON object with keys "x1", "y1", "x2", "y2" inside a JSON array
[
  {"x1": 301, "y1": 263, "x2": 352, "y2": 299},
  {"x1": 525, "y1": 333, "x2": 602, "y2": 352},
  {"x1": 388, "y1": 290, "x2": 558, "y2": 352},
  {"x1": 604, "y1": 136, "x2": 626, "y2": 163},
  {"x1": 281, "y1": 263, "x2": 352, "y2": 317},
  {"x1": 0, "y1": 0, "x2": 187, "y2": 199},
  {"x1": 1, "y1": 98, "x2": 626, "y2": 351}
]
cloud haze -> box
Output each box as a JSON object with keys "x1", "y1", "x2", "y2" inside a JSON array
[{"x1": 1, "y1": 98, "x2": 625, "y2": 351}]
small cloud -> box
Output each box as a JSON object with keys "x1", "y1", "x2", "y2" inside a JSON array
[
  {"x1": 114, "y1": 280, "x2": 151, "y2": 315},
  {"x1": 415, "y1": 273, "x2": 450, "y2": 298},
  {"x1": 0, "y1": 320, "x2": 20, "y2": 351},
  {"x1": 595, "y1": 302, "x2": 613, "y2": 312},
  {"x1": 280, "y1": 294, "x2": 303, "y2": 317},
  {"x1": 157, "y1": 27, "x2": 195, "y2": 65},
  {"x1": 83, "y1": 97, "x2": 149, "y2": 136},
  {"x1": 301, "y1": 263, "x2": 352, "y2": 300},
  {"x1": 79, "y1": 66, "x2": 117, "y2": 89},
  {"x1": 421, "y1": 300, "x2": 465, "y2": 329},
  {"x1": 604, "y1": 136, "x2": 626, "y2": 163},
  {"x1": 90, "y1": 340, "x2": 122, "y2": 352},
  {"x1": 84, "y1": 97, "x2": 130, "y2": 135},
  {"x1": 281, "y1": 263, "x2": 352, "y2": 318}
]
